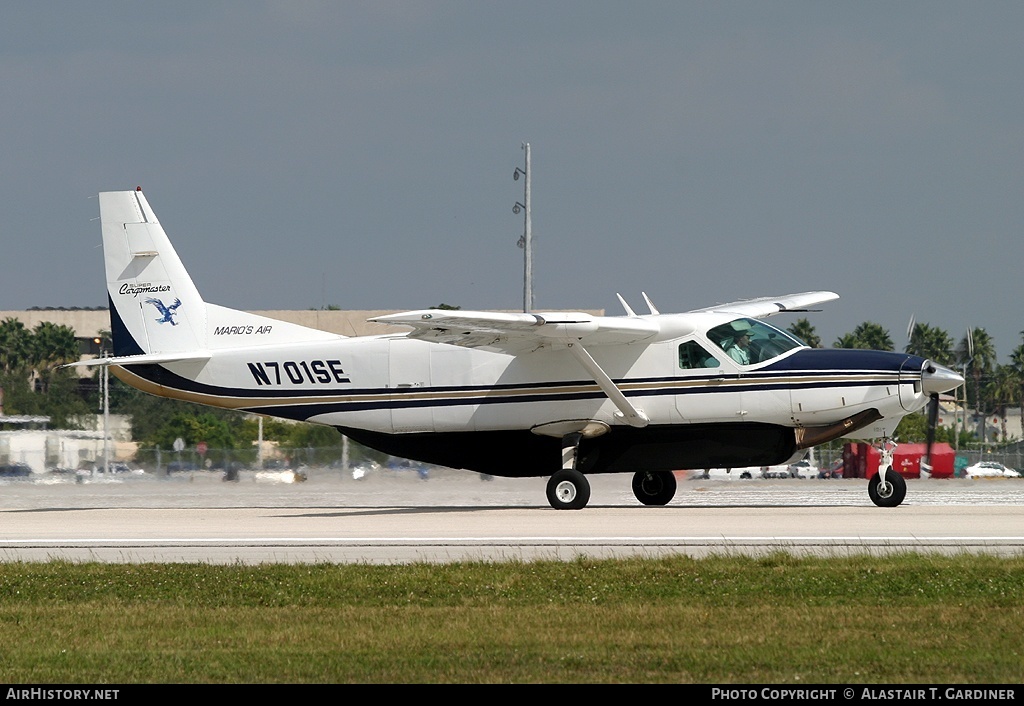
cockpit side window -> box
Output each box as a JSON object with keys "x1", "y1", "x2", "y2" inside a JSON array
[
  {"x1": 707, "y1": 317, "x2": 804, "y2": 365},
  {"x1": 679, "y1": 340, "x2": 720, "y2": 370}
]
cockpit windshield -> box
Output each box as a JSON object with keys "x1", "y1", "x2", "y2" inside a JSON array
[{"x1": 707, "y1": 317, "x2": 804, "y2": 366}]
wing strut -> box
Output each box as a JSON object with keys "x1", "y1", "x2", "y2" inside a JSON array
[{"x1": 566, "y1": 342, "x2": 649, "y2": 428}]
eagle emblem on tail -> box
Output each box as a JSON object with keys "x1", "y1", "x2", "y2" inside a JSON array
[{"x1": 145, "y1": 297, "x2": 182, "y2": 325}]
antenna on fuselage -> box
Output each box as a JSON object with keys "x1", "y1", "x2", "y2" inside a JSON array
[
  {"x1": 616, "y1": 294, "x2": 637, "y2": 317},
  {"x1": 642, "y1": 292, "x2": 660, "y2": 315}
]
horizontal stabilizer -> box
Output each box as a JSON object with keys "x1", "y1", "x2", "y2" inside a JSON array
[{"x1": 65, "y1": 350, "x2": 212, "y2": 368}]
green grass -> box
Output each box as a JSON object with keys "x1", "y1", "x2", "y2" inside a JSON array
[{"x1": 1, "y1": 553, "x2": 1022, "y2": 683}]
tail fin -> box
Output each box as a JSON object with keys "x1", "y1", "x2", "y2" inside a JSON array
[
  {"x1": 101, "y1": 189, "x2": 207, "y2": 357},
  {"x1": 100, "y1": 189, "x2": 341, "y2": 361}
]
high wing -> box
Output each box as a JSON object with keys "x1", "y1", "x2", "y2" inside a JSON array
[
  {"x1": 373, "y1": 308, "x2": 663, "y2": 426},
  {"x1": 370, "y1": 309, "x2": 660, "y2": 355},
  {"x1": 687, "y1": 291, "x2": 840, "y2": 318},
  {"x1": 371, "y1": 291, "x2": 839, "y2": 355}
]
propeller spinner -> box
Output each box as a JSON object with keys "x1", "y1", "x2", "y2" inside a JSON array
[{"x1": 920, "y1": 361, "x2": 963, "y2": 474}]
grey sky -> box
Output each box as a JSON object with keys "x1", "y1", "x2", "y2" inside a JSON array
[{"x1": 3, "y1": 2, "x2": 1022, "y2": 360}]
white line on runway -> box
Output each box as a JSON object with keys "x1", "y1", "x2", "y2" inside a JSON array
[{"x1": 4, "y1": 536, "x2": 1024, "y2": 544}]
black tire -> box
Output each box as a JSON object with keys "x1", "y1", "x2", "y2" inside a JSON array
[
  {"x1": 546, "y1": 468, "x2": 591, "y2": 510},
  {"x1": 868, "y1": 466, "x2": 907, "y2": 507},
  {"x1": 631, "y1": 470, "x2": 677, "y2": 506}
]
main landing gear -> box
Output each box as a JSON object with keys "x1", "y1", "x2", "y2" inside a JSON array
[
  {"x1": 546, "y1": 468, "x2": 591, "y2": 510},
  {"x1": 867, "y1": 439, "x2": 907, "y2": 508},
  {"x1": 631, "y1": 470, "x2": 677, "y2": 506},
  {"x1": 546, "y1": 432, "x2": 592, "y2": 510},
  {"x1": 545, "y1": 431, "x2": 679, "y2": 509}
]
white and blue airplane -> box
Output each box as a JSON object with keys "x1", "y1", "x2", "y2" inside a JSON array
[{"x1": 76, "y1": 188, "x2": 963, "y2": 510}]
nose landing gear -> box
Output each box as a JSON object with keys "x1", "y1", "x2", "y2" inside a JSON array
[{"x1": 868, "y1": 439, "x2": 907, "y2": 508}]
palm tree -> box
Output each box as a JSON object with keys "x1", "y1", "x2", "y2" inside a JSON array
[
  {"x1": 834, "y1": 322, "x2": 893, "y2": 351},
  {"x1": 1008, "y1": 332, "x2": 1024, "y2": 435},
  {"x1": 29, "y1": 322, "x2": 79, "y2": 394},
  {"x1": 906, "y1": 322, "x2": 955, "y2": 366},
  {"x1": 956, "y1": 327, "x2": 996, "y2": 440},
  {"x1": 0, "y1": 318, "x2": 35, "y2": 413},
  {"x1": 985, "y1": 365, "x2": 1018, "y2": 442},
  {"x1": 0, "y1": 317, "x2": 33, "y2": 374},
  {"x1": 787, "y1": 318, "x2": 821, "y2": 348}
]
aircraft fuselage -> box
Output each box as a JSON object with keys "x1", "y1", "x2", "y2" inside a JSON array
[{"x1": 112, "y1": 332, "x2": 929, "y2": 477}]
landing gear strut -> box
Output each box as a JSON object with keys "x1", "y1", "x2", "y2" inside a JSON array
[
  {"x1": 868, "y1": 439, "x2": 907, "y2": 508},
  {"x1": 632, "y1": 470, "x2": 677, "y2": 506},
  {"x1": 546, "y1": 432, "x2": 591, "y2": 510}
]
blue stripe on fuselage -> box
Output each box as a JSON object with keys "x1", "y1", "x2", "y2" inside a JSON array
[{"x1": 761, "y1": 348, "x2": 926, "y2": 374}]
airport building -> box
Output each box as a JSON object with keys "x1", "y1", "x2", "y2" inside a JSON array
[
  {"x1": 0, "y1": 308, "x2": 421, "y2": 473},
  {"x1": 0, "y1": 307, "x2": 417, "y2": 358}
]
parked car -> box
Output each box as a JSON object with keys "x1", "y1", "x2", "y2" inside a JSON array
[
  {"x1": 387, "y1": 458, "x2": 430, "y2": 480},
  {"x1": 686, "y1": 467, "x2": 755, "y2": 480},
  {"x1": 786, "y1": 459, "x2": 819, "y2": 478},
  {"x1": 760, "y1": 464, "x2": 793, "y2": 479},
  {"x1": 93, "y1": 461, "x2": 141, "y2": 474},
  {"x1": 165, "y1": 460, "x2": 199, "y2": 473},
  {"x1": 964, "y1": 461, "x2": 1021, "y2": 478},
  {"x1": 350, "y1": 461, "x2": 380, "y2": 480},
  {"x1": 0, "y1": 462, "x2": 33, "y2": 477},
  {"x1": 819, "y1": 459, "x2": 844, "y2": 479}
]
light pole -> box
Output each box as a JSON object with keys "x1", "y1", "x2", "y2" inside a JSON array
[
  {"x1": 97, "y1": 343, "x2": 109, "y2": 476},
  {"x1": 257, "y1": 416, "x2": 264, "y2": 469},
  {"x1": 513, "y1": 142, "x2": 533, "y2": 313}
]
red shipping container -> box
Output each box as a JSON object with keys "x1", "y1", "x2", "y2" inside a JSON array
[
  {"x1": 891, "y1": 443, "x2": 955, "y2": 479},
  {"x1": 843, "y1": 442, "x2": 880, "y2": 479}
]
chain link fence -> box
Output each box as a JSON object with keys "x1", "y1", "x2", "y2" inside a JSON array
[
  {"x1": 130, "y1": 445, "x2": 354, "y2": 475},
  {"x1": 117, "y1": 441, "x2": 1024, "y2": 478},
  {"x1": 813, "y1": 443, "x2": 1024, "y2": 477}
]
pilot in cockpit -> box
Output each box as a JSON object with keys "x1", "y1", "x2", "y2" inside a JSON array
[{"x1": 725, "y1": 321, "x2": 753, "y2": 365}]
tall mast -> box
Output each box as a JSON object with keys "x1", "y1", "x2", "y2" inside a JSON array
[{"x1": 513, "y1": 142, "x2": 533, "y2": 312}]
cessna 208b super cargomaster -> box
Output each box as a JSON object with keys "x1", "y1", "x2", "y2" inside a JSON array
[{"x1": 78, "y1": 188, "x2": 963, "y2": 510}]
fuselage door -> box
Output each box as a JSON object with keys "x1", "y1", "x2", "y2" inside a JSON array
[
  {"x1": 389, "y1": 338, "x2": 433, "y2": 433},
  {"x1": 673, "y1": 338, "x2": 744, "y2": 423}
]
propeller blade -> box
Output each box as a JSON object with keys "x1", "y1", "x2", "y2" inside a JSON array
[{"x1": 923, "y1": 392, "x2": 940, "y2": 474}]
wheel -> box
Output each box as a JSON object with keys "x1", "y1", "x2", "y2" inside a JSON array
[
  {"x1": 868, "y1": 466, "x2": 907, "y2": 507},
  {"x1": 631, "y1": 470, "x2": 677, "y2": 506},
  {"x1": 546, "y1": 468, "x2": 591, "y2": 510}
]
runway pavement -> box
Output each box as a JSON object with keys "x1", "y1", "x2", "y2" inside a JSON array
[{"x1": 2, "y1": 467, "x2": 1024, "y2": 564}]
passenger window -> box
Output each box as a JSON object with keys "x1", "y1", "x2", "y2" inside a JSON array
[{"x1": 678, "y1": 341, "x2": 719, "y2": 370}]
